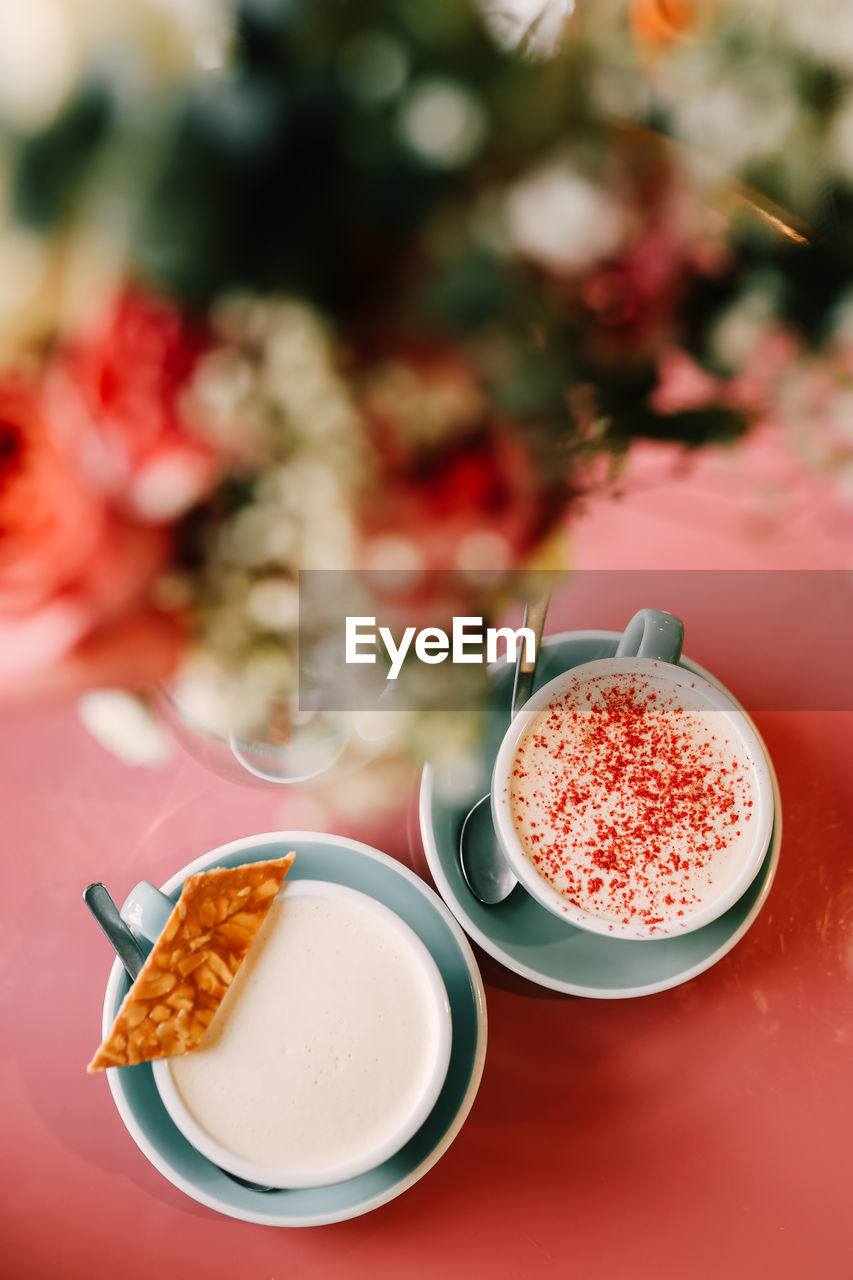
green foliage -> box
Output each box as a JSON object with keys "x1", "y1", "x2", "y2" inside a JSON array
[
  {"x1": 5, "y1": 0, "x2": 853, "y2": 454},
  {"x1": 12, "y1": 88, "x2": 110, "y2": 229}
]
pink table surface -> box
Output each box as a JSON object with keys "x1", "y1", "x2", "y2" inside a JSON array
[{"x1": 3, "y1": 429, "x2": 852, "y2": 1280}]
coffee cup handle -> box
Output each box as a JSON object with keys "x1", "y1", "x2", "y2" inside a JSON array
[
  {"x1": 615, "y1": 609, "x2": 684, "y2": 664},
  {"x1": 121, "y1": 880, "x2": 175, "y2": 947}
]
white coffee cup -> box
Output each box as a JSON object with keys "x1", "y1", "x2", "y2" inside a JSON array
[
  {"x1": 492, "y1": 611, "x2": 774, "y2": 941},
  {"x1": 122, "y1": 875, "x2": 452, "y2": 1188}
]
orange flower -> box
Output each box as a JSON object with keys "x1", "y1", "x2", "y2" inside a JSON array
[
  {"x1": 0, "y1": 381, "x2": 183, "y2": 703},
  {"x1": 629, "y1": 0, "x2": 700, "y2": 49}
]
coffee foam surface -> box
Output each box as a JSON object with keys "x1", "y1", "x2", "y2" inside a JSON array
[
  {"x1": 168, "y1": 891, "x2": 440, "y2": 1174},
  {"x1": 509, "y1": 670, "x2": 759, "y2": 932}
]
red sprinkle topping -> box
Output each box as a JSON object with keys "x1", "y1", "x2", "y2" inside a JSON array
[{"x1": 509, "y1": 673, "x2": 753, "y2": 932}]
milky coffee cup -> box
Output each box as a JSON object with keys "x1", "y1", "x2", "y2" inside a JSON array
[
  {"x1": 491, "y1": 609, "x2": 774, "y2": 941},
  {"x1": 121, "y1": 864, "x2": 452, "y2": 1188}
]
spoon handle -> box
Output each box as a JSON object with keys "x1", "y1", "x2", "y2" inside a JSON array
[
  {"x1": 511, "y1": 591, "x2": 550, "y2": 719},
  {"x1": 83, "y1": 882, "x2": 146, "y2": 980}
]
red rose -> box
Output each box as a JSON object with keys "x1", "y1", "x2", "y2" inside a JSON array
[
  {"x1": 358, "y1": 343, "x2": 571, "y2": 574},
  {"x1": 578, "y1": 225, "x2": 697, "y2": 362},
  {"x1": 0, "y1": 381, "x2": 183, "y2": 703},
  {"x1": 48, "y1": 288, "x2": 220, "y2": 522},
  {"x1": 362, "y1": 421, "x2": 561, "y2": 572}
]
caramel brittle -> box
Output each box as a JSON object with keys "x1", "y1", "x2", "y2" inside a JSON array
[{"x1": 88, "y1": 854, "x2": 294, "y2": 1072}]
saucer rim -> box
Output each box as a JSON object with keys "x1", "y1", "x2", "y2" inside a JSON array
[
  {"x1": 102, "y1": 831, "x2": 488, "y2": 1226},
  {"x1": 419, "y1": 629, "x2": 783, "y2": 999}
]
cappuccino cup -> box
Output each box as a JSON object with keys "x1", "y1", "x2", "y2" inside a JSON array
[
  {"x1": 121, "y1": 871, "x2": 452, "y2": 1188},
  {"x1": 492, "y1": 609, "x2": 774, "y2": 941}
]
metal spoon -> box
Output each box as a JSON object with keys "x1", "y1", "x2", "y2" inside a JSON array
[
  {"x1": 83, "y1": 882, "x2": 277, "y2": 1194},
  {"x1": 459, "y1": 593, "x2": 550, "y2": 905},
  {"x1": 83, "y1": 882, "x2": 146, "y2": 979}
]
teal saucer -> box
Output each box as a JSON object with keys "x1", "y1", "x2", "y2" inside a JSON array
[
  {"x1": 420, "y1": 631, "x2": 782, "y2": 999},
  {"x1": 101, "y1": 832, "x2": 487, "y2": 1226}
]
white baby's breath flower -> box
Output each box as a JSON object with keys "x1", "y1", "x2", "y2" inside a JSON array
[
  {"x1": 397, "y1": 79, "x2": 487, "y2": 169},
  {"x1": 0, "y1": 0, "x2": 83, "y2": 130},
  {"x1": 0, "y1": 0, "x2": 232, "y2": 131},
  {"x1": 223, "y1": 504, "x2": 278, "y2": 569},
  {"x1": 246, "y1": 577, "x2": 300, "y2": 632},
  {"x1": 129, "y1": 452, "x2": 212, "y2": 522},
  {"x1": 710, "y1": 282, "x2": 780, "y2": 373},
  {"x1": 277, "y1": 459, "x2": 342, "y2": 513},
  {"x1": 183, "y1": 347, "x2": 254, "y2": 432},
  {"x1": 264, "y1": 513, "x2": 299, "y2": 565},
  {"x1": 143, "y1": 0, "x2": 232, "y2": 77},
  {"x1": 78, "y1": 690, "x2": 172, "y2": 766},
  {"x1": 172, "y1": 294, "x2": 368, "y2": 745},
  {"x1": 268, "y1": 365, "x2": 336, "y2": 425},
  {"x1": 170, "y1": 655, "x2": 239, "y2": 739},
  {"x1": 505, "y1": 158, "x2": 626, "y2": 271},
  {"x1": 301, "y1": 397, "x2": 362, "y2": 445},
  {"x1": 0, "y1": 229, "x2": 50, "y2": 317},
  {"x1": 296, "y1": 501, "x2": 357, "y2": 570},
  {"x1": 669, "y1": 67, "x2": 799, "y2": 173},
  {"x1": 477, "y1": 0, "x2": 575, "y2": 58},
  {"x1": 264, "y1": 301, "x2": 330, "y2": 367},
  {"x1": 781, "y1": 0, "x2": 853, "y2": 74}
]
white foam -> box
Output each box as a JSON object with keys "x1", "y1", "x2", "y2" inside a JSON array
[
  {"x1": 509, "y1": 670, "x2": 759, "y2": 931},
  {"x1": 169, "y1": 892, "x2": 440, "y2": 1172}
]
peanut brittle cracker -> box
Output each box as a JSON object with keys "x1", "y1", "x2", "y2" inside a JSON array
[{"x1": 88, "y1": 854, "x2": 294, "y2": 1072}]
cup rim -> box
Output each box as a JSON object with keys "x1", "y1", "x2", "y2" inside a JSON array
[
  {"x1": 150, "y1": 878, "x2": 453, "y2": 1189},
  {"x1": 492, "y1": 655, "x2": 775, "y2": 941}
]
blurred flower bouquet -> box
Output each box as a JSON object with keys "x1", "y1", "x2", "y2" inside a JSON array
[{"x1": 1, "y1": 0, "x2": 852, "y2": 779}]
